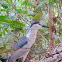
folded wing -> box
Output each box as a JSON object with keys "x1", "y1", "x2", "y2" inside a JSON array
[{"x1": 13, "y1": 36, "x2": 28, "y2": 49}]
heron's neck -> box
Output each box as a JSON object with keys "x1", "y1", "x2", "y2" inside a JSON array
[{"x1": 26, "y1": 29, "x2": 38, "y2": 42}]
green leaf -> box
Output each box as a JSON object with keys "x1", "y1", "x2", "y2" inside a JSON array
[
  {"x1": 34, "y1": 13, "x2": 41, "y2": 21},
  {"x1": 0, "y1": 9, "x2": 5, "y2": 11},
  {"x1": 0, "y1": 1, "x2": 8, "y2": 9},
  {"x1": 0, "y1": 45, "x2": 7, "y2": 49},
  {"x1": 0, "y1": 16, "x2": 11, "y2": 23},
  {"x1": 21, "y1": 10, "x2": 28, "y2": 15},
  {"x1": 49, "y1": 0, "x2": 59, "y2": 4},
  {"x1": 16, "y1": 9, "x2": 22, "y2": 12},
  {"x1": 60, "y1": 29, "x2": 62, "y2": 32},
  {"x1": 9, "y1": 21, "x2": 25, "y2": 32},
  {"x1": 38, "y1": 29, "x2": 45, "y2": 34},
  {"x1": 56, "y1": 41, "x2": 59, "y2": 44},
  {"x1": 1, "y1": 4, "x2": 8, "y2": 9},
  {"x1": 36, "y1": 40, "x2": 41, "y2": 44},
  {"x1": 45, "y1": 35, "x2": 48, "y2": 39}
]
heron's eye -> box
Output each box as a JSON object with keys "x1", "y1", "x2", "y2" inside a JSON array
[{"x1": 39, "y1": 23, "x2": 41, "y2": 25}]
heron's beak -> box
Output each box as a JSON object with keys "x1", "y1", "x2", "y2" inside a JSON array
[
  {"x1": 39, "y1": 23, "x2": 49, "y2": 28},
  {"x1": 42, "y1": 25, "x2": 49, "y2": 28}
]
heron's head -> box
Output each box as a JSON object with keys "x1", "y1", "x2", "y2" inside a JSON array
[{"x1": 30, "y1": 21, "x2": 49, "y2": 30}]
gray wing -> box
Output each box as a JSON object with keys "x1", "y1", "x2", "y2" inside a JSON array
[{"x1": 13, "y1": 36, "x2": 28, "y2": 49}]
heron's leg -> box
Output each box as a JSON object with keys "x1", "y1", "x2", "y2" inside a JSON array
[
  {"x1": 23, "y1": 49, "x2": 30, "y2": 62},
  {"x1": 13, "y1": 60, "x2": 15, "y2": 62}
]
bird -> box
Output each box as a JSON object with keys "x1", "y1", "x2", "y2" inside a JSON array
[{"x1": 0, "y1": 21, "x2": 49, "y2": 62}]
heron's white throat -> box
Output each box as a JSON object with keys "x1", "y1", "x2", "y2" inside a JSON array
[{"x1": 26, "y1": 28, "x2": 38, "y2": 43}]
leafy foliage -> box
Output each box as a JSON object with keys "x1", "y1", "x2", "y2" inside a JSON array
[{"x1": 0, "y1": 0, "x2": 62, "y2": 61}]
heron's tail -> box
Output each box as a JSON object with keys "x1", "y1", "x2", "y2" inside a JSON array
[{"x1": 0, "y1": 57, "x2": 7, "y2": 62}]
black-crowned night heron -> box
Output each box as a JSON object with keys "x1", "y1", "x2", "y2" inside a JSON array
[{"x1": 0, "y1": 21, "x2": 49, "y2": 62}]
